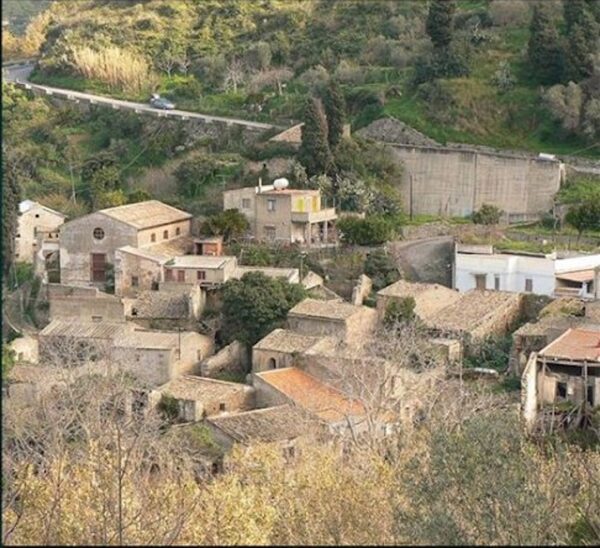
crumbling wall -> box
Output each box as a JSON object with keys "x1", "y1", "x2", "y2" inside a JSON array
[{"x1": 200, "y1": 340, "x2": 249, "y2": 377}]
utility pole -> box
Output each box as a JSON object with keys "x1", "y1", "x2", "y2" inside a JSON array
[
  {"x1": 409, "y1": 173, "x2": 414, "y2": 221},
  {"x1": 178, "y1": 326, "x2": 181, "y2": 360}
]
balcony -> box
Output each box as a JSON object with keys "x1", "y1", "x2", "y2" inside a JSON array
[{"x1": 291, "y1": 207, "x2": 337, "y2": 224}]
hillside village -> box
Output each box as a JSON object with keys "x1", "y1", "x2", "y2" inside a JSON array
[{"x1": 2, "y1": 0, "x2": 600, "y2": 545}]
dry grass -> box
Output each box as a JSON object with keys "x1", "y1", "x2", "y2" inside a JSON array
[{"x1": 70, "y1": 46, "x2": 157, "y2": 94}]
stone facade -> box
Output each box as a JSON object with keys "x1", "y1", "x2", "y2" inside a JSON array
[
  {"x1": 200, "y1": 340, "x2": 249, "y2": 378},
  {"x1": 47, "y1": 284, "x2": 125, "y2": 322},
  {"x1": 16, "y1": 200, "x2": 65, "y2": 264},
  {"x1": 59, "y1": 201, "x2": 192, "y2": 288}
]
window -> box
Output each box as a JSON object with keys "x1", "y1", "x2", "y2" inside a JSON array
[
  {"x1": 219, "y1": 403, "x2": 226, "y2": 412},
  {"x1": 267, "y1": 199, "x2": 276, "y2": 211},
  {"x1": 91, "y1": 316, "x2": 102, "y2": 322},
  {"x1": 242, "y1": 198, "x2": 251, "y2": 209},
  {"x1": 16, "y1": 233, "x2": 20, "y2": 238},
  {"x1": 268, "y1": 357, "x2": 277, "y2": 369},
  {"x1": 131, "y1": 307, "x2": 138, "y2": 317},
  {"x1": 165, "y1": 269, "x2": 173, "y2": 282},
  {"x1": 587, "y1": 385, "x2": 595, "y2": 407},
  {"x1": 131, "y1": 275, "x2": 139, "y2": 287},
  {"x1": 494, "y1": 275, "x2": 500, "y2": 291},
  {"x1": 176, "y1": 227, "x2": 181, "y2": 236},
  {"x1": 151, "y1": 233, "x2": 156, "y2": 243},
  {"x1": 91, "y1": 253, "x2": 107, "y2": 282},
  {"x1": 474, "y1": 274, "x2": 486, "y2": 290},
  {"x1": 177, "y1": 270, "x2": 185, "y2": 282},
  {"x1": 264, "y1": 226, "x2": 276, "y2": 241},
  {"x1": 525, "y1": 278, "x2": 533, "y2": 292},
  {"x1": 35, "y1": 213, "x2": 39, "y2": 218},
  {"x1": 556, "y1": 382, "x2": 567, "y2": 400},
  {"x1": 163, "y1": 229, "x2": 169, "y2": 240},
  {"x1": 197, "y1": 270, "x2": 206, "y2": 281},
  {"x1": 93, "y1": 227, "x2": 105, "y2": 240}
]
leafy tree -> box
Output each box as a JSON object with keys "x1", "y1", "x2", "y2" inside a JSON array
[
  {"x1": 127, "y1": 189, "x2": 152, "y2": 203},
  {"x1": 364, "y1": 249, "x2": 400, "y2": 291},
  {"x1": 174, "y1": 155, "x2": 220, "y2": 199},
  {"x1": 472, "y1": 203, "x2": 502, "y2": 225},
  {"x1": 384, "y1": 297, "x2": 416, "y2": 326},
  {"x1": 566, "y1": 201, "x2": 600, "y2": 239},
  {"x1": 89, "y1": 166, "x2": 122, "y2": 209},
  {"x1": 527, "y1": 3, "x2": 564, "y2": 85},
  {"x1": 299, "y1": 97, "x2": 333, "y2": 177},
  {"x1": 323, "y1": 80, "x2": 346, "y2": 150},
  {"x1": 425, "y1": 0, "x2": 456, "y2": 50},
  {"x1": 221, "y1": 271, "x2": 306, "y2": 349},
  {"x1": 2, "y1": 151, "x2": 22, "y2": 278},
  {"x1": 200, "y1": 209, "x2": 249, "y2": 242}
]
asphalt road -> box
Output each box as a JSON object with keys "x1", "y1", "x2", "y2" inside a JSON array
[{"x1": 3, "y1": 61, "x2": 278, "y2": 131}]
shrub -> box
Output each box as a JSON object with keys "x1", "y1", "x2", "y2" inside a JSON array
[
  {"x1": 384, "y1": 297, "x2": 416, "y2": 325},
  {"x1": 364, "y1": 248, "x2": 400, "y2": 291},
  {"x1": 334, "y1": 60, "x2": 365, "y2": 84},
  {"x1": 464, "y1": 336, "x2": 513, "y2": 372},
  {"x1": 491, "y1": 61, "x2": 516, "y2": 93},
  {"x1": 472, "y1": 204, "x2": 503, "y2": 225},
  {"x1": 298, "y1": 65, "x2": 330, "y2": 92},
  {"x1": 157, "y1": 394, "x2": 179, "y2": 421},
  {"x1": 200, "y1": 209, "x2": 250, "y2": 242},
  {"x1": 337, "y1": 215, "x2": 396, "y2": 246},
  {"x1": 489, "y1": 0, "x2": 531, "y2": 27}
]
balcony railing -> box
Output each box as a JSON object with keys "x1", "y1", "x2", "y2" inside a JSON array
[{"x1": 291, "y1": 207, "x2": 337, "y2": 223}]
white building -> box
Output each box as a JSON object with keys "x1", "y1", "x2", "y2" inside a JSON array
[
  {"x1": 453, "y1": 244, "x2": 600, "y2": 299},
  {"x1": 16, "y1": 200, "x2": 65, "y2": 264}
]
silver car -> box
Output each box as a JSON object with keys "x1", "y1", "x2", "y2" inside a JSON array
[{"x1": 149, "y1": 95, "x2": 175, "y2": 110}]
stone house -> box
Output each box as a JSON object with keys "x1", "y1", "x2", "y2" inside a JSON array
[
  {"x1": 122, "y1": 284, "x2": 205, "y2": 323},
  {"x1": 425, "y1": 289, "x2": 524, "y2": 343},
  {"x1": 251, "y1": 328, "x2": 336, "y2": 373},
  {"x1": 60, "y1": 200, "x2": 192, "y2": 288},
  {"x1": 522, "y1": 326, "x2": 600, "y2": 431},
  {"x1": 376, "y1": 280, "x2": 461, "y2": 321},
  {"x1": 193, "y1": 236, "x2": 223, "y2": 256},
  {"x1": 15, "y1": 200, "x2": 65, "y2": 264},
  {"x1": 287, "y1": 298, "x2": 378, "y2": 345},
  {"x1": 163, "y1": 255, "x2": 238, "y2": 285},
  {"x1": 253, "y1": 367, "x2": 367, "y2": 435},
  {"x1": 454, "y1": 243, "x2": 600, "y2": 298},
  {"x1": 148, "y1": 375, "x2": 255, "y2": 422},
  {"x1": 205, "y1": 405, "x2": 315, "y2": 457},
  {"x1": 47, "y1": 283, "x2": 125, "y2": 323},
  {"x1": 38, "y1": 319, "x2": 214, "y2": 387},
  {"x1": 223, "y1": 183, "x2": 337, "y2": 247}
]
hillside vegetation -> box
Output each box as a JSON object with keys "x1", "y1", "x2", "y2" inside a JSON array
[{"x1": 5, "y1": 0, "x2": 600, "y2": 157}]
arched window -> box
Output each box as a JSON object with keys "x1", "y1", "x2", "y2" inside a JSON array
[{"x1": 268, "y1": 357, "x2": 277, "y2": 369}]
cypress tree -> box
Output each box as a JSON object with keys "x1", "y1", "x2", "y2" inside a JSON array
[
  {"x1": 425, "y1": 0, "x2": 456, "y2": 50},
  {"x1": 323, "y1": 80, "x2": 346, "y2": 150},
  {"x1": 527, "y1": 4, "x2": 564, "y2": 85},
  {"x1": 2, "y1": 151, "x2": 22, "y2": 279},
  {"x1": 563, "y1": 0, "x2": 598, "y2": 82},
  {"x1": 299, "y1": 97, "x2": 333, "y2": 177}
]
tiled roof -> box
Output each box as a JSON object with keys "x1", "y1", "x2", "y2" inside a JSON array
[
  {"x1": 253, "y1": 328, "x2": 326, "y2": 353},
  {"x1": 377, "y1": 280, "x2": 455, "y2": 298},
  {"x1": 427, "y1": 290, "x2": 521, "y2": 333},
  {"x1": 255, "y1": 367, "x2": 365, "y2": 423},
  {"x1": 39, "y1": 319, "x2": 125, "y2": 340},
  {"x1": 99, "y1": 200, "x2": 191, "y2": 230},
  {"x1": 115, "y1": 328, "x2": 205, "y2": 350},
  {"x1": 118, "y1": 236, "x2": 193, "y2": 263},
  {"x1": 288, "y1": 298, "x2": 364, "y2": 321},
  {"x1": 207, "y1": 405, "x2": 311, "y2": 443},
  {"x1": 154, "y1": 375, "x2": 249, "y2": 402},
  {"x1": 269, "y1": 123, "x2": 303, "y2": 144},
  {"x1": 130, "y1": 290, "x2": 189, "y2": 319},
  {"x1": 555, "y1": 270, "x2": 595, "y2": 283},
  {"x1": 539, "y1": 326, "x2": 600, "y2": 362}
]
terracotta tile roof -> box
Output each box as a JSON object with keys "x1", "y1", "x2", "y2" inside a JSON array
[
  {"x1": 555, "y1": 270, "x2": 595, "y2": 283},
  {"x1": 255, "y1": 367, "x2": 365, "y2": 423},
  {"x1": 539, "y1": 326, "x2": 600, "y2": 362},
  {"x1": 118, "y1": 236, "x2": 193, "y2": 263},
  {"x1": 154, "y1": 375, "x2": 250, "y2": 402},
  {"x1": 207, "y1": 405, "x2": 311, "y2": 444},
  {"x1": 377, "y1": 280, "x2": 456, "y2": 298},
  {"x1": 253, "y1": 328, "x2": 327, "y2": 354},
  {"x1": 99, "y1": 200, "x2": 191, "y2": 230},
  {"x1": 288, "y1": 298, "x2": 365, "y2": 321}
]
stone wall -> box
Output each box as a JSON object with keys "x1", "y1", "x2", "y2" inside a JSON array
[
  {"x1": 200, "y1": 340, "x2": 249, "y2": 377},
  {"x1": 351, "y1": 274, "x2": 373, "y2": 306}
]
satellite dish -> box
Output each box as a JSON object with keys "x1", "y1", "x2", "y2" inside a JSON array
[{"x1": 273, "y1": 177, "x2": 289, "y2": 190}]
